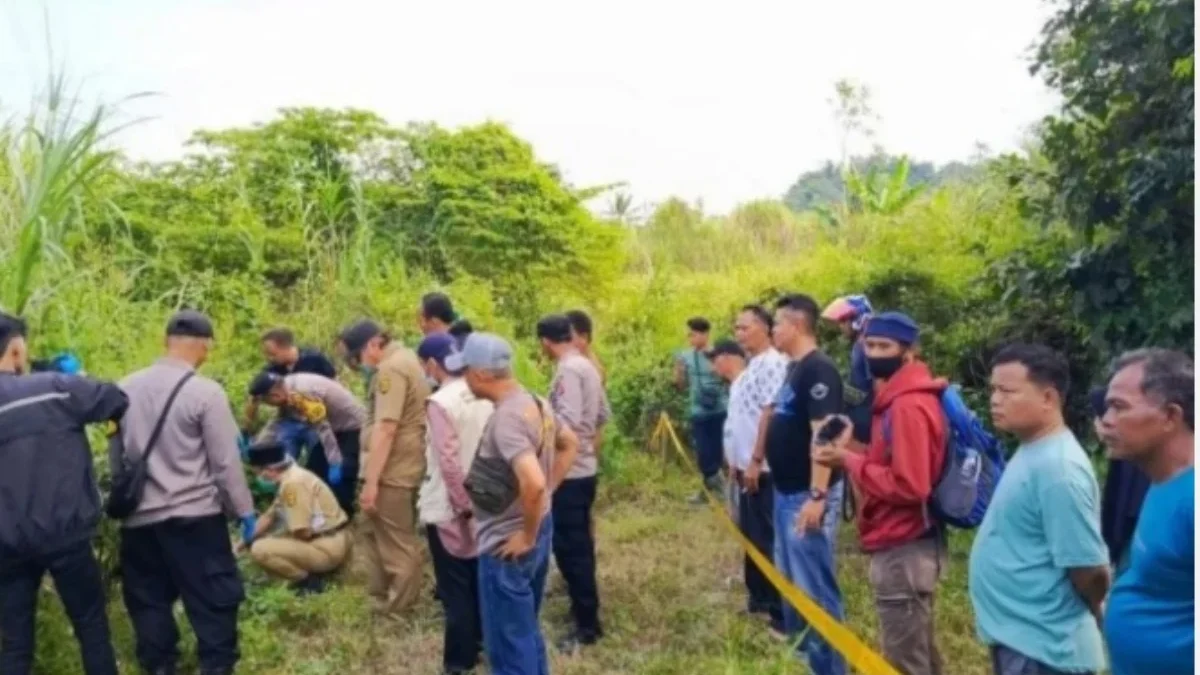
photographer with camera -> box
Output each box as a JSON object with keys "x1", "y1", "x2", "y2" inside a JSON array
[{"x1": 0, "y1": 312, "x2": 129, "y2": 675}]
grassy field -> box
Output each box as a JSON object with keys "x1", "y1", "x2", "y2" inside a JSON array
[{"x1": 35, "y1": 451, "x2": 988, "y2": 675}]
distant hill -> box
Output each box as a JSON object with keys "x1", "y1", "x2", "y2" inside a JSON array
[{"x1": 782, "y1": 153, "x2": 981, "y2": 213}]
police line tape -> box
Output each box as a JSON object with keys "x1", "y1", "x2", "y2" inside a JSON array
[{"x1": 649, "y1": 412, "x2": 901, "y2": 675}]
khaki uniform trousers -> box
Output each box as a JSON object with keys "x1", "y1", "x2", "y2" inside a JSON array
[
  {"x1": 358, "y1": 485, "x2": 422, "y2": 614},
  {"x1": 251, "y1": 530, "x2": 350, "y2": 582}
]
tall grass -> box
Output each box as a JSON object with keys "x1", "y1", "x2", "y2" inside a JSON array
[{"x1": 0, "y1": 72, "x2": 148, "y2": 316}]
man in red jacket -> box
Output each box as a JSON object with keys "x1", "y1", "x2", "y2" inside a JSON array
[{"x1": 813, "y1": 311, "x2": 948, "y2": 675}]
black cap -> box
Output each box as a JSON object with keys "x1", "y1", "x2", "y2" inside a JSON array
[
  {"x1": 166, "y1": 310, "x2": 214, "y2": 339},
  {"x1": 706, "y1": 339, "x2": 745, "y2": 360},
  {"x1": 338, "y1": 319, "x2": 382, "y2": 358},
  {"x1": 246, "y1": 440, "x2": 287, "y2": 468},
  {"x1": 248, "y1": 371, "x2": 283, "y2": 398},
  {"x1": 535, "y1": 314, "x2": 573, "y2": 344}
]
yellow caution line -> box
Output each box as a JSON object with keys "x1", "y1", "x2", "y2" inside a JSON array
[{"x1": 653, "y1": 413, "x2": 901, "y2": 675}]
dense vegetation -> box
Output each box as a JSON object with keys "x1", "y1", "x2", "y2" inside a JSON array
[{"x1": 0, "y1": 0, "x2": 1190, "y2": 672}]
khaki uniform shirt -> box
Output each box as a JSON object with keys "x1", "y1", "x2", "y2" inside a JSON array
[
  {"x1": 273, "y1": 464, "x2": 349, "y2": 536},
  {"x1": 361, "y1": 343, "x2": 430, "y2": 488}
]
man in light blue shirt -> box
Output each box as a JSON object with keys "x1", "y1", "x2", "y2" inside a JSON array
[
  {"x1": 1099, "y1": 349, "x2": 1194, "y2": 675},
  {"x1": 971, "y1": 344, "x2": 1110, "y2": 675}
]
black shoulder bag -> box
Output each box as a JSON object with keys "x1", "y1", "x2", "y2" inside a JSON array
[
  {"x1": 464, "y1": 392, "x2": 550, "y2": 517},
  {"x1": 105, "y1": 372, "x2": 195, "y2": 520}
]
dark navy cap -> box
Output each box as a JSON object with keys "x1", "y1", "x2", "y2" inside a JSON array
[
  {"x1": 248, "y1": 371, "x2": 283, "y2": 398},
  {"x1": 246, "y1": 440, "x2": 287, "y2": 468},
  {"x1": 706, "y1": 339, "x2": 745, "y2": 360},
  {"x1": 864, "y1": 311, "x2": 920, "y2": 346},
  {"x1": 166, "y1": 310, "x2": 214, "y2": 339},
  {"x1": 417, "y1": 332, "x2": 459, "y2": 367},
  {"x1": 338, "y1": 319, "x2": 382, "y2": 357}
]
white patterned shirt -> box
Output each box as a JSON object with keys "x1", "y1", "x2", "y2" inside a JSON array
[{"x1": 723, "y1": 348, "x2": 789, "y2": 472}]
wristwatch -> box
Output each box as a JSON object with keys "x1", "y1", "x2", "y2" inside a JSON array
[{"x1": 808, "y1": 487, "x2": 827, "y2": 501}]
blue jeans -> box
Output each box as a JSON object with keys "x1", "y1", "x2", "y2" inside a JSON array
[
  {"x1": 478, "y1": 518, "x2": 553, "y2": 675},
  {"x1": 274, "y1": 418, "x2": 321, "y2": 460},
  {"x1": 690, "y1": 413, "x2": 726, "y2": 480},
  {"x1": 773, "y1": 486, "x2": 846, "y2": 675}
]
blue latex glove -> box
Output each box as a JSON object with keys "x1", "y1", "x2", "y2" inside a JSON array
[
  {"x1": 328, "y1": 463, "x2": 343, "y2": 486},
  {"x1": 237, "y1": 432, "x2": 252, "y2": 460},
  {"x1": 240, "y1": 514, "x2": 257, "y2": 544},
  {"x1": 53, "y1": 352, "x2": 82, "y2": 375}
]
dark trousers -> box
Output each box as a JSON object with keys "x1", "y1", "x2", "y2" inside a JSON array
[
  {"x1": 737, "y1": 472, "x2": 782, "y2": 623},
  {"x1": 690, "y1": 414, "x2": 726, "y2": 480},
  {"x1": 0, "y1": 540, "x2": 116, "y2": 675},
  {"x1": 551, "y1": 476, "x2": 601, "y2": 636},
  {"x1": 991, "y1": 645, "x2": 1089, "y2": 675},
  {"x1": 426, "y1": 525, "x2": 482, "y2": 673},
  {"x1": 307, "y1": 429, "x2": 360, "y2": 518},
  {"x1": 120, "y1": 514, "x2": 244, "y2": 673}
]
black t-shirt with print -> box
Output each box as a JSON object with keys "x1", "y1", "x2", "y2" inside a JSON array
[{"x1": 764, "y1": 350, "x2": 845, "y2": 494}]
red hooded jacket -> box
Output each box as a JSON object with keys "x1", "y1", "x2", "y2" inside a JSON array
[{"x1": 842, "y1": 360, "x2": 948, "y2": 552}]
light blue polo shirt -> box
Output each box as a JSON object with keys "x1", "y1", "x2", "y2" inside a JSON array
[{"x1": 969, "y1": 428, "x2": 1108, "y2": 672}]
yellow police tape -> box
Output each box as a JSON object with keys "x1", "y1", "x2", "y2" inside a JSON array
[{"x1": 650, "y1": 412, "x2": 901, "y2": 675}]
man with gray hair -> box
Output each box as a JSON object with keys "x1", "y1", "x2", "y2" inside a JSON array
[
  {"x1": 116, "y1": 310, "x2": 255, "y2": 675},
  {"x1": 1099, "y1": 349, "x2": 1194, "y2": 675},
  {"x1": 450, "y1": 332, "x2": 579, "y2": 675}
]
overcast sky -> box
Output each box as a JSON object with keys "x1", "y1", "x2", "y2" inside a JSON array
[{"x1": 2, "y1": 0, "x2": 1057, "y2": 214}]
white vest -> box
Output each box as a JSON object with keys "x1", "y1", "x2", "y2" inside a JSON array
[{"x1": 417, "y1": 377, "x2": 494, "y2": 525}]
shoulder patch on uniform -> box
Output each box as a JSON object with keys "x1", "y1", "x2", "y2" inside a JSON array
[
  {"x1": 810, "y1": 383, "x2": 829, "y2": 400},
  {"x1": 377, "y1": 373, "x2": 391, "y2": 395},
  {"x1": 289, "y1": 393, "x2": 327, "y2": 424},
  {"x1": 282, "y1": 484, "x2": 298, "y2": 508}
]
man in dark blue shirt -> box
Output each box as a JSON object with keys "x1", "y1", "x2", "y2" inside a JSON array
[
  {"x1": 243, "y1": 327, "x2": 337, "y2": 428},
  {"x1": 1099, "y1": 349, "x2": 1194, "y2": 675},
  {"x1": 821, "y1": 295, "x2": 874, "y2": 444}
]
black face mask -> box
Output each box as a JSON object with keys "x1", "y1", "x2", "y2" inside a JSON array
[{"x1": 867, "y1": 355, "x2": 905, "y2": 380}]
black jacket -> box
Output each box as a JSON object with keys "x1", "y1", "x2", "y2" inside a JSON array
[{"x1": 0, "y1": 372, "x2": 128, "y2": 559}]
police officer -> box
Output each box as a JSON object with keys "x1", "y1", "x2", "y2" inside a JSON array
[
  {"x1": 116, "y1": 310, "x2": 255, "y2": 675},
  {"x1": 242, "y1": 440, "x2": 351, "y2": 595},
  {"x1": 242, "y1": 327, "x2": 338, "y2": 429},
  {"x1": 0, "y1": 312, "x2": 128, "y2": 675},
  {"x1": 249, "y1": 370, "x2": 367, "y2": 516},
  {"x1": 536, "y1": 314, "x2": 608, "y2": 651},
  {"x1": 338, "y1": 319, "x2": 430, "y2": 615}
]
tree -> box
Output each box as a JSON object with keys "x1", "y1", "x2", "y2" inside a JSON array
[
  {"x1": 1019, "y1": 0, "x2": 1194, "y2": 354},
  {"x1": 393, "y1": 122, "x2": 623, "y2": 322}
]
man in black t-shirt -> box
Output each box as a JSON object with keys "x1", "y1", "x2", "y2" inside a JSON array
[
  {"x1": 243, "y1": 327, "x2": 338, "y2": 428},
  {"x1": 744, "y1": 294, "x2": 846, "y2": 675}
]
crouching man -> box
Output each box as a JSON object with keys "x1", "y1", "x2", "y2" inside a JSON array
[{"x1": 243, "y1": 440, "x2": 352, "y2": 595}]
